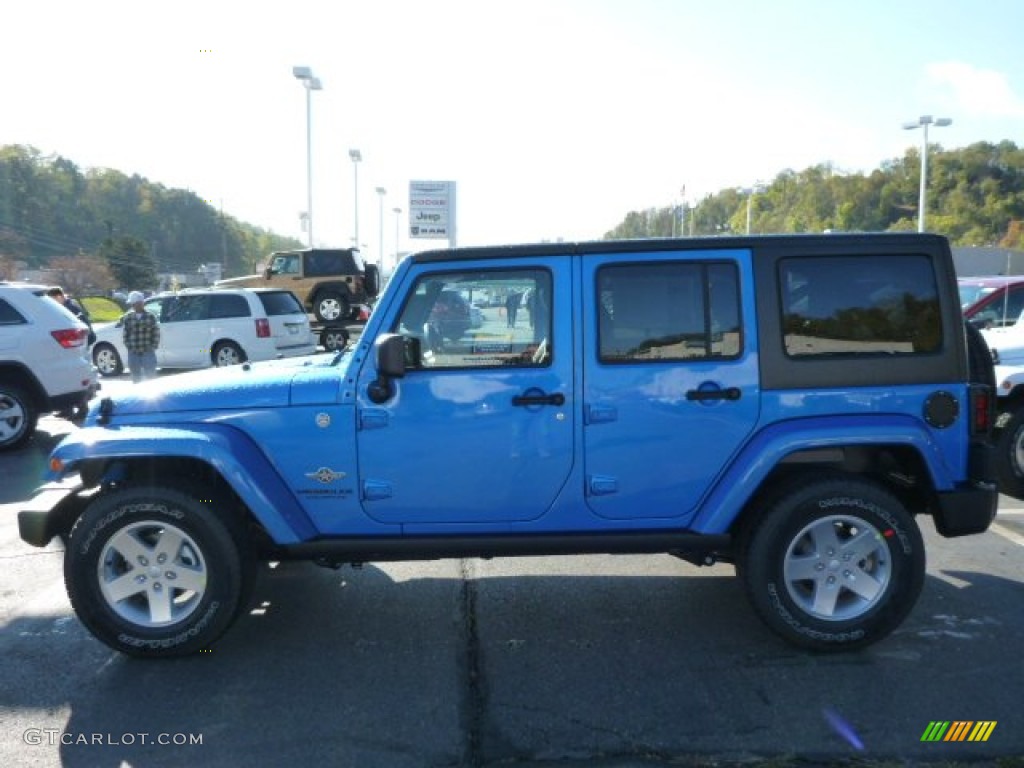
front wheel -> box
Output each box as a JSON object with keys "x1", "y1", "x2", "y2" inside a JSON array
[
  {"x1": 739, "y1": 474, "x2": 924, "y2": 651},
  {"x1": 320, "y1": 326, "x2": 349, "y2": 352},
  {"x1": 64, "y1": 486, "x2": 251, "y2": 657}
]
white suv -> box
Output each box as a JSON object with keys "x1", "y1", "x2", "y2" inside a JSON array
[
  {"x1": 91, "y1": 287, "x2": 316, "y2": 376},
  {"x1": 0, "y1": 283, "x2": 98, "y2": 451}
]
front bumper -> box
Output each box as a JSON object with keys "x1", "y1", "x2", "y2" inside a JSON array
[{"x1": 18, "y1": 479, "x2": 87, "y2": 548}]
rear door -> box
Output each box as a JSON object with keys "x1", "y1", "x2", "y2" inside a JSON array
[
  {"x1": 255, "y1": 290, "x2": 315, "y2": 354},
  {"x1": 356, "y1": 258, "x2": 573, "y2": 527},
  {"x1": 581, "y1": 247, "x2": 760, "y2": 523},
  {"x1": 154, "y1": 295, "x2": 212, "y2": 368}
]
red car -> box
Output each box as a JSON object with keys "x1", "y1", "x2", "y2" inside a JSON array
[{"x1": 959, "y1": 275, "x2": 1024, "y2": 328}]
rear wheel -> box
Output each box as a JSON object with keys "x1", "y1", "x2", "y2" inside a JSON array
[
  {"x1": 315, "y1": 291, "x2": 349, "y2": 324},
  {"x1": 64, "y1": 486, "x2": 252, "y2": 657},
  {"x1": 739, "y1": 474, "x2": 924, "y2": 651},
  {"x1": 92, "y1": 343, "x2": 124, "y2": 377},
  {"x1": 212, "y1": 341, "x2": 246, "y2": 367},
  {"x1": 0, "y1": 383, "x2": 36, "y2": 451}
]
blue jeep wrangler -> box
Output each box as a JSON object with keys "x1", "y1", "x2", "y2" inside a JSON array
[{"x1": 19, "y1": 233, "x2": 998, "y2": 657}]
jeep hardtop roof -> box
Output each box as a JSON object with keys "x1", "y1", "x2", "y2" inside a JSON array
[{"x1": 408, "y1": 232, "x2": 951, "y2": 263}]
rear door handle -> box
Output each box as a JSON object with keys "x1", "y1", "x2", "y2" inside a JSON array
[{"x1": 686, "y1": 387, "x2": 741, "y2": 402}]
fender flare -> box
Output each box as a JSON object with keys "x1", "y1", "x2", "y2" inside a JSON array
[
  {"x1": 689, "y1": 413, "x2": 955, "y2": 535},
  {"x1": 48, "y1": 423, "x2": 318, "y2": 544}
]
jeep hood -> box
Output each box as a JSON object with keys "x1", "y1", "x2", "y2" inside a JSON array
[{"x1": 90, "y1": 355, "x2": 351, "y2": 419}]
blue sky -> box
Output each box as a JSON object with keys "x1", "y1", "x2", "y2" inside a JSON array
[{"x1": 3, "y1": 0, "x2": 1023, "y2": 264}]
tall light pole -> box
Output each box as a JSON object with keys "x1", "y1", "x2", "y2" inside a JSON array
[
  {"x1": 902, "y1": 115, "x2": 952, "y2": 233},
  {"x1": 392, "y1": 206, "x2": 402, "y2": 275},
  {"x1": 292, "y1": 66, "x2": 322, "y2": 247},
  {"x1": 375, "y1": 187, "x2": 386, "y2": 266},
  {"x1": 739, "y1": 184, "x2": 764, "y2": 234},
  {"x1": 349, "y1": 149, "x2": 362, "y2": 249}
]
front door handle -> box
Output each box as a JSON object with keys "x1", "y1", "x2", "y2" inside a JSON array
[
  {"x1": 512, "y1": 390, "x2": 565, "y2": 407},
  {"x1": 686, "y1": 387, "x2": 741, "y2": 402}
]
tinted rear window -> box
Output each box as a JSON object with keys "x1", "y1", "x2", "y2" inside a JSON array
[
  {"x1": 779, "y1": 254, "x2": 941, "y2": 357},
  {"x1": 598, "y1": 261, "x2": 741, "y2": 362},
  {"x1": 305, "y1": 250, "x2": 359, "y2": 277},
  {"x1": 0, "y1": 297, "x2": 27, "y2": 325},
  {"x1": 256, "y1": 291, "x2": 305, "y2": 316}
]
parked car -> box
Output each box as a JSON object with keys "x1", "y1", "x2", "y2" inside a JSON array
[
  {"x1": 19, "y1": 233, "x2": 997, "y2": 657},
  {"x1": 959, "y1": 275, "x2": 1024, "y2": 328},
  {"x1": 90, "y1": 287, "x2": 316, "y2": 376},
  {"x1": 216, "y1": 247, "x2": 381, "y2": 323},
  {"x1": 430, "y1": 289, "x2": 473, "y2": 340},
  {"x1": 0, "y1": 282, "x2": 98, "y2": 450}
]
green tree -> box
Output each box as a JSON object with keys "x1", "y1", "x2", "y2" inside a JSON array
[{"x1": 98, "y1": 235, "x2": 158, "y2": 290}]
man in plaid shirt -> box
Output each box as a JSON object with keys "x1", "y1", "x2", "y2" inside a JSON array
[{"x1": 122, "y1": 291, "x2": 160, "y2": 382}]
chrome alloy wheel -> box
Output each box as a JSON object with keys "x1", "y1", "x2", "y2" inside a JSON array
[
  {"x1": 97, "y1": 521, "x2": 208, "y2": 627},
  {"x1": 782, "y1": 514, "x2": 891, "y2": 622}
]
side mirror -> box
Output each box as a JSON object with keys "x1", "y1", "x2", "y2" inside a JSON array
[{"x1": 369, "y1": 333, "x2": 407, "y2": 403}]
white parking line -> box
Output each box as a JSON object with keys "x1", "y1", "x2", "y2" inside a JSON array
[{"x1": 991, "y1": 520, "x2": 1024, "y2": 547}]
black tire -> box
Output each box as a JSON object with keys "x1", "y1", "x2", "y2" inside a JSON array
[
  {"x1": 739, "y1": 474, "x2": 924, "y2": 651},
  {"x1": 994, "y1": 407, "x2": 1024, "y2": 499},
  {"x1": 212, "y1": 341, "x2": 246, "y2": 367},
  {"x1": 64, "y1": 486, "x2": 252, "y2": 658},
  {"x1": 320, "y1": 326, "x2": 349, "y2": 352},
  {"x1": 0, "y1": 383, "x2": 37, "y2": 451},
  {"x1": 314, "y1": 290, "x2": 349, "y2": 324},
  {"x1": 92, "y1": 343, "x2": 124, "y2": 377}
]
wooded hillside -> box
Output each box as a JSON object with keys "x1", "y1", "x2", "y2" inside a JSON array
[{"x1": 605, "y1": 140, "x2": 1024, "y2": 249}]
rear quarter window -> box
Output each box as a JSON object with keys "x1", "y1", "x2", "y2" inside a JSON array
[
  {"x1": 256, "y1": 291, "x2": 305, "y2": 316},
  {"x1": 780, "y1": 254, "x2": 941, "y2": 357},
  {"x1": 0, "y1": 297, "x2": 27, "y2": 325}
]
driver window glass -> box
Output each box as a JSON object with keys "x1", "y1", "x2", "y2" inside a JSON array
[{"x1": 394, "y1": 269, "x2": 552, "y2": 369}]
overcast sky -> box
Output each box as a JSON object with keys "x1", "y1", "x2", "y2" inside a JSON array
[{"x1": 3, "y1": 0, "x2": 1023, "y2": 262}]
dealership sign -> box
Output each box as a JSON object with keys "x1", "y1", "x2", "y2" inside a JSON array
[{"x1": 409, "y1": 180, "x2": 456, "y2": 240}]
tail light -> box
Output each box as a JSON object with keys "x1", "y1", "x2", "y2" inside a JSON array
[
  {"x1": 255, "y1": 318, "x2": 271, "y2": 338},
  {"x1": 51, "y1": 328, "x2": 88, "y2": 348},
  {"x1": 969, "y1": 384, "x2": 994, "y2": 436}
]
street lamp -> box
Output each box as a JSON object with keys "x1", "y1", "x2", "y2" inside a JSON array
[
  {"x1": 739, "y1": 184, "x2": 765, "y2": 235},
  {"x1": 392, "y1": 207, "x2": 402, "y2": 274},
  {"x1": 902, "y1": 115, "x2": 952, "y2": 233},
  {"x1": 292, "y1": 66, "x2": 322, "y2": 247},
  {"x1": 349, "y1": 149, "x2": 362, "y2": 248},
  {"x1": 375, "y1": 187, "x2": 387, "y2": 267}
]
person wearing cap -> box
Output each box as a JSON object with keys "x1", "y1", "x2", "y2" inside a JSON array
[{"x1": 122, "y1": 292, "x2": 160, "y2": 382}]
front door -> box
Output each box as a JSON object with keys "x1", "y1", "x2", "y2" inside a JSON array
[{"x1": 356, "y1": 260, "x2": 574, "y2": 527}]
